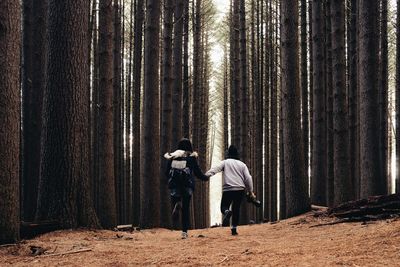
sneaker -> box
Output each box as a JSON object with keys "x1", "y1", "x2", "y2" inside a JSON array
[
  {"x1": 231, "y1": 228, "x2": 238, "y2": 236},
  {"x1": 172, "y1": 202, "x2": 182, "y2": 221},
  {"x1": 222, "y1": 210, "x2": 232, "y2": 227},
  {"x1": 181, "y1": 232, "x2": 188, "y2": 239}
]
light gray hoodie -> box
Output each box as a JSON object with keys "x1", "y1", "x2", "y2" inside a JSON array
[{"x1": 206, "y1": 159, "x2": 253, "y2": 192}]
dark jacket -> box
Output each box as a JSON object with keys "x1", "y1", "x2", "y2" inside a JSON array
[{"x1": 164, "y1": 150, "x2": 208, "y2": 190}]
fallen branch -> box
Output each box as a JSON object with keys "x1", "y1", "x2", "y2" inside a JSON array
[
  {"x1": 219, "y1": 256, "x2": 229, "y2": 264},
  {"x1": 41, "y1": 248, "x2": 92, "y2": 257}
]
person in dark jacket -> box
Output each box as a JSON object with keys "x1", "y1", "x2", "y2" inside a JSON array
[{"x1": 164, "y1": 138, "x2": 209, "y2": 239}]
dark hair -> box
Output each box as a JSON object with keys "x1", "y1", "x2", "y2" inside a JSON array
[
  {"x1": 177, "y1": 138, "x2": 193, "y2": 152},
  {"x1": 226, "y1": 145, "x2": 240, "y2": 160}
]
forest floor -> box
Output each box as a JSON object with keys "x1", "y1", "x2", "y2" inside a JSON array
[{"x1": 1, "y1": 211, "x2": 400, "y2": 267}]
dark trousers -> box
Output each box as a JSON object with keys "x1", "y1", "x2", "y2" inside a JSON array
[
  {"x1": 220, "y1": 190, "x2": 245, "y2": 227},
  {"x1": 172, "y1": 195, "x2": 191, "y2": 232}
]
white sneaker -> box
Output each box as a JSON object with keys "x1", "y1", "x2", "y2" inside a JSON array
[{"x1": 181, "y1": 232, "x2": 188, "y2": 239}]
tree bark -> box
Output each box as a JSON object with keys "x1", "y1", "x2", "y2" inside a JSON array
[
  {"x1": 300, "y1": 0, "x2": 309, "y2": 178},
  {"x1": 97, "y1": 0, "x2": 117, "y2": 229},
  {"x1": 330, "y1": 0, "x2": 352, "y2": 205},
  {"x1": 359, "y1": 0, "x2": 383, "y2": 198},
  {"x1": 160, "y1": 0, "x2": 174, "y2": 229},
  {"x1": 0, "y1": 0, "x2": 21, "y2": 244},
  {"x1": 311, "y1": 0, "x2": 326, "y2": 206},
  {"x1": 379, "y1": 0, "x2": 388, "y2": 194},
  {"x1": 132, "y1": 0, "x2": 144, "y2": 226},
  {"x1": 140, "y1": 0, "x2": 161, "y2": 228},
  {"x1": 22, "y1": 0, "x2": 48, "y2": 222},
  {"x1": 348, "y1": 0, "x2": 358, "y2": 199},
  {"x1": 172, "y1": 0, "x2": 184, "y2": 144},
  {"x1": 280, "y1": 0, "x2": 310, "y2": 217},
  {"x1": 36, "y1": 0, "x2": 99, "y2": 228},
  {"x1": 396, "y1": 0, "x2": 400, "y2": 194}
]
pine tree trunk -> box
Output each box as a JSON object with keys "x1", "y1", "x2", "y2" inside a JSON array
[
  {"x1": 330, "y1": 0, "x2": 351, "y2": 205},
  {"x1": 183, "y1": 1, "x2": 190, "y2": 138},
  {"x1": 22, "y1": 0, "x2": 47, "y2": 222},
  {"x1": 233, "y1": 0, "x2": 241, "y2": 149},
  {"x1": 172, "y1": 0, "x2": 184, "y2": 144},
  {"x1": 280, "y1": 0, "x2": 310, "y2": 218},
  {"x1": 239, "y1": 0, "x2": 249, "y2": 224},
  {"x1": 113, "y1": 0, "x2": 123, "y2": 224},
  {"x1": 0, "y1": 0, "x2": 21, "y2": 244},
  {"x1": 300, "y1": 0, "x2": 309, "y2": 178},
  {"x1": 21, "y1": 0, "x2": 33, "y2": 221},
  {"x1": 97, "y1": 0, "x2": 117, "y2": 228},
  {"x1": 348, "y1": 0, "x2": 358, "y2": 199},
  {"x1": 270, "y1": 0, "x2": 278, "y2": 222},
  {"x1": 396, "y1": 0, "x2": 400, "y2": 194},
  {"x1": 379, "y1": 0, "x2": 388, "y2": 194},
  {"x1": 140, "y1": 0, "x2": 161, "y2": 228},
  {"x1": 263, "y1": 0, "x2": 271, "y2": 222},
  {"x1": 36, "y1": 0, "x2": 99, "y2": 228},
  {"x1": 311, "y1": 0, "x2": 326, "y2": 206},
  {"x1": 359, "y1": 0, "x2": 383, "y2": 198},
  {"x1": 92, "y1": 1, "x2": 100, "y2": 213},
  {"x1": 160, "y1": 0, "x2": 174, "y2": 229},
  {"x1": 132, "y1": 0, "x2": 144, "y2": 226},
  {"x1": 325, "y1": 0, "x2": 334, "y2": 206}
]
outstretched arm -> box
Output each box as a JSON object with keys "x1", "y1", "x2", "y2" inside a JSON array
[
  {"x1": 192, "y1": 158, "x2": 209, "y2": 181},
  {"x1": 205, "y1": 161, "x2": 225, "y2": 177}
]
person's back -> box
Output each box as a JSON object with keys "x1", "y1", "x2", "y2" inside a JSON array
[{"x1": 220, "y1": 158, "x2": 252, "y2": 192}]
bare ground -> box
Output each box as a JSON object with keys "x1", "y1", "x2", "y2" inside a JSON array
[{"x1": 1, "y1": 213, "x2": 400, "y2": 266}]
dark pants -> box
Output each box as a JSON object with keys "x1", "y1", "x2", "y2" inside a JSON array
[
  {"x1": 172, "y1": 194, "x2": 191, "y2": 232},
  {"x1": 220, "y1": 190, "x2": 245, "y2": 227}
]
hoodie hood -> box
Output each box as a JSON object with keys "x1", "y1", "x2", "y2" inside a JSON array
[{"x1": 164, "y1": 150, "x2": 198, "y2": 160}]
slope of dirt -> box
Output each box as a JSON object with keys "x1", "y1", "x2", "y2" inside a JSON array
[{"x1": 1, "y1": 213, "x2": 400, "y2": 266}]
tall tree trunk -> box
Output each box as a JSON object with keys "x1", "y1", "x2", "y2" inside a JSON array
[
  {"x1": 0, "y1": 0, "x2": 21, "y2": 244},
  {"x1": 182, "y1": 0, "x2": 190, "y2": 138},
  {"x1": 330, "y1": 0, "x2": 351, "y2": 205},
  {"x1": 311, "y1": 0, "x2": 326, "y2": 206},
  {"x1": 396, "y1": 0, "x2": 400, "y2": 194},
  {"x1": 140, "y1": 0, "x2": 161, "y2": 228},
  {"x1": 113, "y1": 0, "x2": 123, "y2": 224},
  {"x1": 132, "y1": 0, "x2": 144, "y2": 226},
  {"x1": 325, "y1": 0, "x2": 334, "y2": 206},
  {"x1": 23, "y1": 0, "x2": 47, "y2": 222},
  {"x1": 308, "y1": 0, "x2": 313, "y2": 182},
  {"x1": 36, "y1": 0, "x2": 99, "y2": 228},
  {"x1": 280, "y1": 0, "x2": 310, "y2": 217},
  {"x1": 172, "y1": 0, "x2": 184, "y2": 144},
  {"x1": 92, "y1": 1, "x2": 100, "y2": 213},
  {"x1": 300, "y1": 0, "x2": 309, "y2": 178},
  {"x1": 348, "y1": 0, "x2": 358, "y2": 199},
  {"x1": 270, "y1": 0, "x2": 278, "y2": 222},
  {"x1": 97, "y1": 0, "x2": 117, "y2": 229},
  {"x1": 21, "y1": 0, "x2": 33, "y2": 221},
  {"x1": 124, "y1": 0, "x2": 134, "y2": 224},
  {"x1": 239, "y1": 0, "x2": 249, "y2": 224},
  {"x1": 160, "y1": 0, "x2": 174, "y2": 229},
  {"x1": 379, "y1": 0, "x2": 388, "y2": 194},
  {"x1": 232, "y1": 0, "x2": 241, "y2": 149},
  {"x1": 359, "y1": 0, "x2": 382, "y2": 198}
]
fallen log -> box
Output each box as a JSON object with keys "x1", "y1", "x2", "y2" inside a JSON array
[
  {"x1": 323, "y1": 194, "x2": 400, "y2": 223},
  {"x1": 20, "y1": 221, "x2": 59, "y2": 239},
  {"x1": 41, "y1": 248, "x2": 92, "y2": 257}
]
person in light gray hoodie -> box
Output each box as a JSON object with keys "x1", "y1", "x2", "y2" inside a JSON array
[{"x1": 206, "y1": 145, "x2": 256, "y2": 236}]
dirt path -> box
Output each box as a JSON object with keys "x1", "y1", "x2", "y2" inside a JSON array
[{"x1": 1, "y1": 213, "x2": 400, "y2": 266}]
